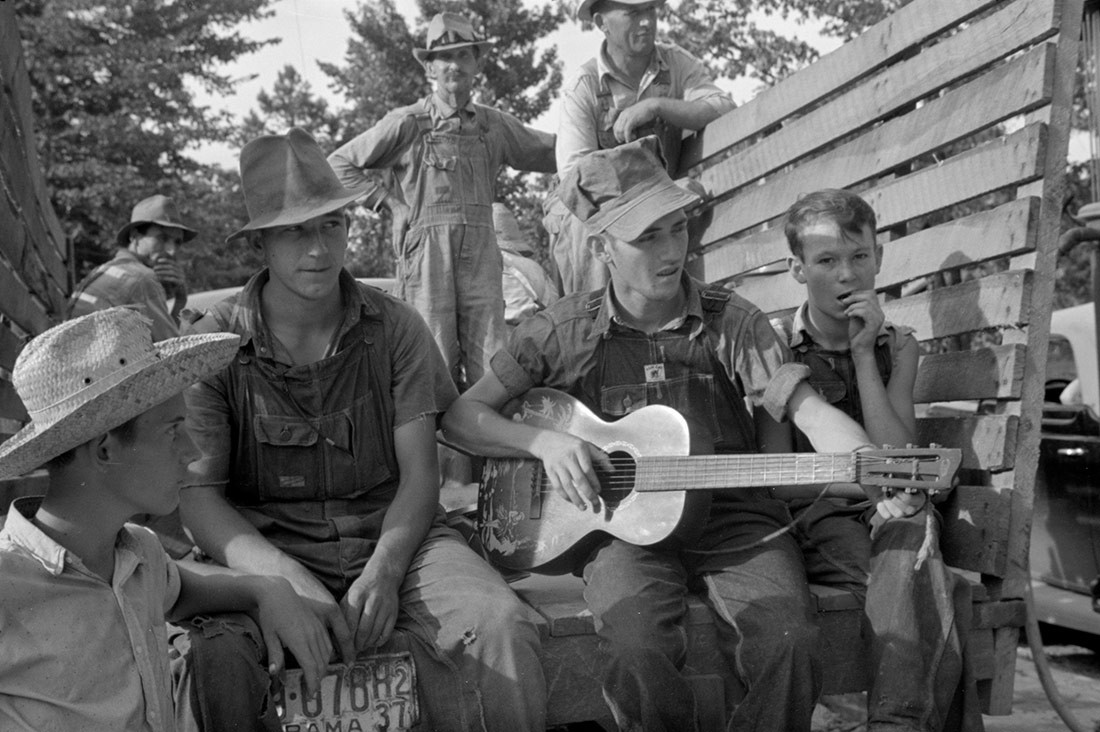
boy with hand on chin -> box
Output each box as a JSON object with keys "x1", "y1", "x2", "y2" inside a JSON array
[
  {"x1": 0, "y1": 307, "x2": 331, "y2": 732},
  {"x1": 779, "y1": 188, "x2": 982, "y2": 731}
]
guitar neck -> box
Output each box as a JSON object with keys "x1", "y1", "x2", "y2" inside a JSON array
[{"x1": 633, "y1": 452, "x2": 859, "y2": 492}]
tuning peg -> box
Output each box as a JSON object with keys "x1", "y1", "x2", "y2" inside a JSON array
[
  {"x1": 929, "y1": 442, "x2": 941, "y2": 448},
  {"x1": 906, "y1": 442, "x2": 915, "y2": 448}
]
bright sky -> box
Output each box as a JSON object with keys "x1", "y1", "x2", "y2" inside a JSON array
[{"x1": 189, "y1": 0, "x2": 840, "y2": 169}]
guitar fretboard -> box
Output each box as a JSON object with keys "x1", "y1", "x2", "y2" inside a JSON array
[{"x1": 633, "y1": 452, "x2": 859, "y2": 491}]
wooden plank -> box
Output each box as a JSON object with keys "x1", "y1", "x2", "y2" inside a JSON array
[
  {"x1": 984, "y1": 626, "x2": 1023, "y2": 714},
  {"x1": 0, "y1": 322, "x2": 23, "y2": 376},
  {"x1": 702, "y1": 122, "x2": 1046, "y2": 249},
  {"x1": 0, "y1": 257, "x2": 49, "y2": 336},
  {"x1": 871, "y1": 124, "x2": 1047, "y2": 230},
  {"x1": 883, "y1": 270, "x2": 1032, "y2": 341},
  {"x1": 916, "y1": 415, "x2": 1017, "y2": 472},
  {"x1": 678, "y1": 0, "x2": 1002, "y2": 170},
  {"x1": 997, "y1": 0, "x2": 1086, "y2": 603},
  {"x1": 0, "y1": 5, "x2": 22, "y2": 92},
  {"x1": 0, "y1": 378, "x2": 28, "y2": 428},
  {"x1": 728, "y1": 198, "x2": 1040, "y2": 312},
  {"x1": 697, "y1": 39, "x2": 1055, "y2": 201},
  {"x1": 701, "y1": 188, "x2": 1037, "y2": 293},
  {"x1": 940, "y1": 483, "x2": 1012, "y2": 576},
  {"x1": 915, "y1": 346, "x2": 1026, "y2": 404}
]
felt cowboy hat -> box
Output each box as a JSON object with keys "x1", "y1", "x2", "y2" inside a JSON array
[
  {"x1": 226, "y1": 128, "x2": 370, "y2": 244},
  {"x1": 0, "y1": 307, "x2": 239, "y2": 479},
  {"x1": 574, "y1": 0, "x2": 666, "y2": 23},
  {"x1": 115, "y1": 194, "x2": 198, "y2": 247},
  {"x1": 492, "y1": 203, "x2": 535, "y2": 255},
  {"x1": 413, "y1": 12, "x2": 495, "y2": 63}
]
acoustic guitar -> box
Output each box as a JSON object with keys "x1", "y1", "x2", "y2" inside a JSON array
[{"x1": 477, "y1": 388, "x2": 960, "y2": 574}]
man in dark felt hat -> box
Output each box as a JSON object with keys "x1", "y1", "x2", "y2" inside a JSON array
[
  {"x1": 69, "y1": 194, "x2": 196, "y2": 340},
  {"x1": 328, "y1": 11, "x2": 556, "y2": 392},
  {"x1": 546, "y1": 0, "x2": 735, "y2": 296},
  {"x1": 443, "y1": 137, "x2": 919, "y2": 731},
  {"x1": 172, "y1": 128, "x2": 546, "y2": 732}
]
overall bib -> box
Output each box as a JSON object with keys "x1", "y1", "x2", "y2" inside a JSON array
[{"x1": 399, "y1": 115, "x2": 506, "y2": 389}]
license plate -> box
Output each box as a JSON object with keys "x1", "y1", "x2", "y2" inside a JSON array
[{"x1": 276, "y1": 653, "x2": 419, "y2": 731}]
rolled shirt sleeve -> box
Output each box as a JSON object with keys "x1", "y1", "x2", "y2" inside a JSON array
[{"x1": 327, "y1": 110, "x2": 420, "y2": 210}]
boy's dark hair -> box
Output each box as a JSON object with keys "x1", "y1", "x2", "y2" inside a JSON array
[
  {"x1": 784, "y1": 189, "x2": 877, "y2": 259},
  {"x1": 44, "y1": 415, "x2": 141, "y2": 472}
]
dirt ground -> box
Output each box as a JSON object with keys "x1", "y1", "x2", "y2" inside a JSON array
[{"x1": 812, "y1": 636, "x2": 1100, "y2": 732}]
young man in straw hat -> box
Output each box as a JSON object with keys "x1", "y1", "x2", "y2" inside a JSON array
[
  {"x1": 493, "y1": 201, "x2": 559, "y2": 327},
  {"x1": 328, "y1": 12, "x2": 556, "y2": 391},
  {"x1": 70, "y1": 194, "x2": 196, "y2": 340},
  {"x1": 175, "y1": 128, "x2": 545, "y2": 731},
  {"x1": 0, "y1": 307, "x2": 332, "y2": 732},
  {"x1": 545, "y1": 0, "x2": 735, "y2": 296},
  {"x1": 443, "y1": 137, "x2": 923, "y2": 731}
]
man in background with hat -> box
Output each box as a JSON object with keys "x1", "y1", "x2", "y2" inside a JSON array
[
  {"x1": 546, "y1": 0, "x2": 734, "y2": 295},
  {"x1": 0, "y1": 307, "x2": 332, "y2": 732},
  {"x1": 443, "y1": 137, "x2": 920, "y2": 731},
  {"x1": 175, "y1": 128, "x2": 546, "y2": 731},
  {"x1": 69, "y1": 194, "x2": 196, "y2": 340},
  {"x1": 328, "y1": 11, "x2": 555, "y2": 391},
  {"x1": 493, "y1": 202, "x2": 559, "y2": 327}
]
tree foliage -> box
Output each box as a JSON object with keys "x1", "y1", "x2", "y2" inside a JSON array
[
  {"x1": 15, "y1": 0, "x2": 275, "y2": 280},
  {"x1": 665, "y1": 0, "x2": 908, "y2": 86}
]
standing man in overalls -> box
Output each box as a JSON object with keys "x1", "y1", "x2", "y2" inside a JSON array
[
  {"x1": 547, "y1": 0, "x2": 735, "y2": 295},
  {"x1": 328, "y1": 12, "x2": 555, "y2": 391}
]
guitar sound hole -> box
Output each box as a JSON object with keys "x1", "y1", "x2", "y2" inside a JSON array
[{"x1": 596, "y1": 451, "x2": 637, "y2": 508}]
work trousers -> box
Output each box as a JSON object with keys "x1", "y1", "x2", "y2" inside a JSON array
[
  {"x1": 168, "y1": 525, "x2": 546, "y2": 732},
  {"x1": 582, "y1": 500, "x2": 822, "y2": 732}
]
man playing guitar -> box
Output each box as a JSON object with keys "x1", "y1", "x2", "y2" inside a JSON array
[{"x1": 442, "y1": 136, "x2": 924, "y2": 731}]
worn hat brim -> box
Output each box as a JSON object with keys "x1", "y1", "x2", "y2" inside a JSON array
[
  {"x1": 596, "y1": 179, "x2": 700, "y2": 243},
  {"x1": 225, "y1": 185, "x2": 369, "y2": 244},
  {"x1": 413, "y1": 38, "x2": 494, "y2": 62},
  {"x1": 116, "y1": 219, "x2": 199, "y2": 248},
  {"x1": 0, "y1": 332, "x2": 239, "y2": 479},
  {"x1": 576, "y1": 0, "x2": 665, "y2": 22}
]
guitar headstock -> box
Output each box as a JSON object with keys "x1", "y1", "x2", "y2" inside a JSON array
[{"x1": 856, "y1": 446, "x2": 962, "y2": 492}]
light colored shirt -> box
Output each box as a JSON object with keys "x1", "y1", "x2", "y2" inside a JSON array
[
  {"x1": 501, "y1": 250, "x2": 559, "y2": 325},
  {"x1": 0, "y1": 497, "x2": 181, "y2": 732},
  {"x1": 69, "y1": 248, "x2": 179, "y2": 341},
  {"x1": 556, "y1": 41, "x2": 736, "y2": 174},
  {"x1": 328, "y1": 93, "x2": 555, "y2": 215}
]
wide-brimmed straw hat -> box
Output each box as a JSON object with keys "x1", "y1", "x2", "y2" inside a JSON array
[
  {"x1": 0, "y1": 307, "x2": 239, "y2": 479},
  {"x1": 575, "y1": 0, "x2": 666, "y2": 23},
  {"x1": 492, "y1": 203, "x2": 535, "y2": 254},
  {"x1": 413, "y1": 13, "x2": 494, "y2": 63},
  {"x1": 115, "y1": 194, "x2": 198, "y2": 247},
  {"x1": 226, "y1": 128, "x2": 370, "y2": 244},
  {"x1": 558, "y1": 136, "x2": 699, "y2": 243}
]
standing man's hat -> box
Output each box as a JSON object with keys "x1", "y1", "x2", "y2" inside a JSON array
[
  {"x1": 413, "y1": 12, "x2": 495, "y2": 62},
  {"x1": 558, "y1": 136, "x2": 699, "y2": 243},
  {"x1": 115, "y1": 194, "x2": 198, "y2": 247},
  {"x1": 0, "y1": 307, "x2": 239, "y2": 479},
  {"x1": 575, "y1": 0, "x2": 666, "y2": 23},
  {"x1": 493, "y1": 203, "x2": 535, "y2": 255},
  {"x1": 227, "y1": 128, "x2": 370, "y2": 244}
]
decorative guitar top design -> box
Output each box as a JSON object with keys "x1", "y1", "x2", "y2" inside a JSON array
[{"x1": 477, "y1": 388, "x2": 961, "y2": 574}]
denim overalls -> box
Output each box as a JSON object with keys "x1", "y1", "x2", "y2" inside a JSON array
[
  {"x1": 574, "y1": 287, "x2": 824, "y2": 732},
  {"x1": 398, "y1": 112, "x2": 505, "y2": 389}
]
